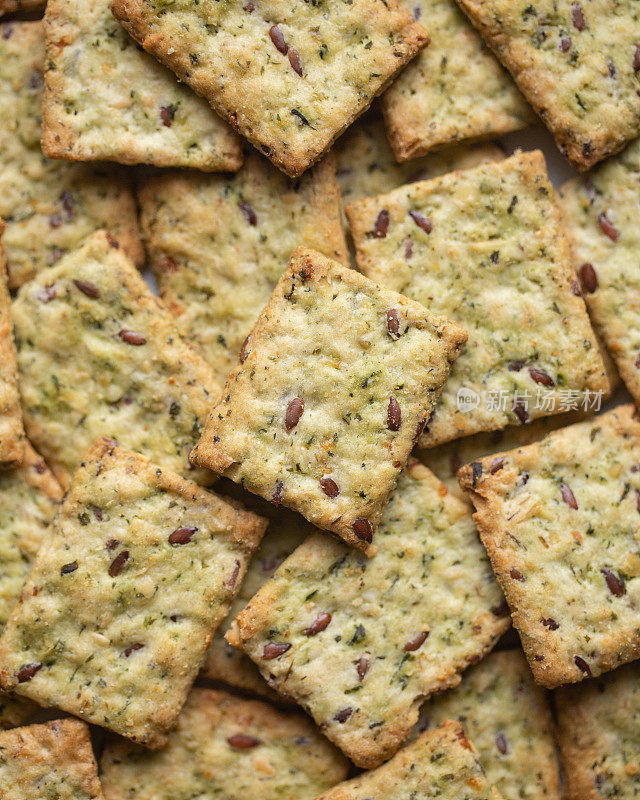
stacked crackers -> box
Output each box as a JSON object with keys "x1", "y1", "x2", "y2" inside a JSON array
[{"x1": 0, "y1": 1, "x2": 639, "y2": 799}]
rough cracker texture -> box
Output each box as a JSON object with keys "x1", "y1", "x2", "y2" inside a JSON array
[
  {"x1": 0, "y1": 223, "x2": 24, "y2": 467},
  {"x1": 556, "y1": 660, "x2": 640, "y2": 800},
  {"x1": 0, "y1": 718, "x2": 104, "y2": 800},
  {"x1": 347, "y1": 150, "x2": 609, "y2": 446},
  {"x1": 138, "y1": 153, "x2": 347, "y2": 384},
  {"x1": 110, "y1": 0, "x2": 428, "y2": 177},
  {"x1": 382, "y1": 0, "x2": 531, "y2": 161},
  {"x1": 201, "y1": 486, "x2": 313, "y2": 695},
  {"x1": 459, "y1": 405, "x2": 640, "y2": 688},
  {"x1": 0, "y1": 21, "x2": 143, "y2": 290},
  {"x1": 559, "y1": 137, "x2": 640, "y2": 406},
  {"x1": 454, "y1": 0, "x2": 640, "y2": 170},
  {"x1": 419, "y1": 650, "x2": 561, "y2": 800},
  {"x1": 100, "y1": 687, "x2": 349, "y2": 800},
  {"x1": 12, "y1": 230, "x2": 222, "y2": 489},
  {"x1": 0, "y1": 439, "x2": 266, "y2": 747},
  {"x1": 0, "y1": 443, "x2": 60, "y2": 730},
  {"x1": 311, "y1": 720, "x2": 500, "y2": 800},
  {"x1": 42, "y1": 0, "x2": 242, "y2": 170},
  {"x1": 418, "y1": 409, "x2": 591, "y2": 503},
  {"x1": 227, "y1": 461, "x2": 507, "y2": 768},
  {"x1": 335, "y1": 114, "x2": 503, "y2": 214},
  {"x1": 190, "y1": 247, "x2": 467, "y2": 553}
]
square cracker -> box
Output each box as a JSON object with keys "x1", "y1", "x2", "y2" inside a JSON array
[
  {"x1": 12, "y1": 229, "x2": 222, "y2": 489},
  {"x1": 419, "y1": 650, "x2": 561, "y2": 800},
  {"x1": 559, "y1": 137, "x2": 640, "y2": 405},
  {"x1": 200, "y1": 488, "x2": 313, "y2": 696},
  {"x1": 190, "y1": 247, "x2": 467, "y2": 553},
  {"x1": 307, "y1": 720, "x2": 500, "y2": 800},
  {"x1": 335, "y1": 112, "x2": 504, "y2": 213},
  {"x1": 454, "y1": 0, "x2": 640, "y2": 170},
  {"x1": 42, "y1": 0, "x2": 242, "y2": 171},
  {"x1": 347, "y1": 150, "x2": 609, "y2": 447},
  {"x1": 0, "y1": 20, "x2": 143, "y2": 290},
  {"x1": 110, "y1": 0, "x2": 428, "y2": 177},
  {"x1": 227, "y1": 460, "x2": 508, "y2": 768},
  {"x1": 381, "y1": 0, "x2": 531, "y2": 161},
  {"x1": 100, "y1": 687, "x2": 349, "y2": 800},
  {"x1": 0, "y1": 222, "x2": 24, "y2": 467},
  {"x1": 556, "y1": 660, "x2": 640, "y2": 800},
  {"x1": 458, "y1": 405, "x2": 640, "y2": 688},
  {"x1": 0, "y1": 438, "x2": 267, "y2": 747},
  {"x1": 137, "y1": 152, "x2": 347, "y2": 385},
  {"x1": 0, "y1": 718, "x2": 103, "y2": 800}
]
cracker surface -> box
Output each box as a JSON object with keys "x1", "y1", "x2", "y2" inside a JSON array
[{"x1": 0, "y1": 222, "x2": 24, "y2": 467}]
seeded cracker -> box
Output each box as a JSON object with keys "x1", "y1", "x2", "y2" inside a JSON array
[
  {"x1": 100, "y1": 687, "x2": 349, "y2": 800},
  {"x1": 110, "y1": 0, "x2": 428, "y2": 177},
  {"x1": 0, "y1": 21, "x2": 143, "y2": 290},
  {"x1": 556, "y1": 660, "x2": 640, "y2": 800},
  {"x1": 0, "y1": 443, "x2": 61, "y2": 729},
  {"x1": 335, "y1": 113, "x2": 504, "y2": 213},
  {"x1": 454, "y1": 0, "x2": 640, "y2": 170},
  {"x1": 0, "y1": 719, "x2": 104, "y2": 800},
  {"x1": 190, "y1": 248, "x2": 466, "y2": 553},
  {"x1": 12, "y1": 230, "x2": 222, "y2": 489},
  {"x1": 0, "y1": 439, "x2": 267, "y2": 746},
  {"x1": 138, "y1": 153, "x2": 347, "y2": 385},
  {"x1": 418, "y1": 650, "x2": 561, "y2": 800},
  {"x1": 381, "y1": 0, "x2": 532, "y2": 161},
  {"x1": 227, "y1": 461, "x2": 507, "y2": 768},
  {"x1": 310, "y1": 720, "x2": 500, "y2": 800},
  {"x1": 559, "y1": 137, "x2": 640, "y2": 406},
  {"x1": 347, "y1": 150, "x2": 608, "y2": 447},
  {"x1": 459, "y1": 405, "x2": 640, "y2": 688},
  {"x1": 42, "y1": 0, "x2": 242, "y2": 171},
  {"x1": 418, "y1": 410, "x2": 591, "y2": 503},
  {"x1": 201, "y1": 493, "x2": 313, "y2": 695},
  {"x1": 0, "y1": 222, "x2": 24, "y2": 467}
]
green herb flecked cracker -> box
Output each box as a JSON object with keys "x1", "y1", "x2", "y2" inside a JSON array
[
  {"x1": 0, "y1": 221, "x2": 24, "y2": 467},
  {"x1": 459, "y1": 405, "x2": 640, "y2": 688},
  {"x1": 0, "y1": 442, "x2": 60, "y2": 730},
  {"x1": 190, "y1": 247, "x2": 467, "y2": 553},
  {"x1": 381, "y1": 0, "x2": 531, "y2": 161},
  {"x1": 0, "y1": 719, "x2": 104, "y2": 800},
  {"x1": 418, "y1": 410, "x2": 592, "y2": 503},
  {"x1": 335, "y1": 114, "x2": 504, "y2": 213},
  {"x1": 100, "y1": 687, "x2": 349, "y2": 800},
  {"x1": 110, "y1": 0, "x2": 428, "y2": 177},
  {"x1": 42, "y1": 0, "x2": 242, "y2": 171},
  {"x1": 227, "y1": 460, "x2": 507, "y2": 768},
  {"x1": 454, "y1": 0, "x2": 640, "y2": 170},
  {"x1": 347, "y1": 150, "x2": 609, "y2": 447},
  {"x1": 559, "y1": 137, "x2": 640, "y2": 406},
  {"x1": 556, "y1": 660, "x2": 640, "y2": 800},
  {"x1": 200, "y1": 489, "x2": 313, "y2": 696},
  {"x1": 0, "y1": 438, "x2": 267, "y2": 746},
  {"x1": 137, "y1": 153, "x2": 347, "y2": 385},
  {"x1": 0, "y1": 20, "x2": 143, "y2": 290},
  {"x1": 12, "y1": 229, "x2": 222, "y2": 489},
  {"x1": 418, "y1": 650, "x2": 561, "y2": 800},
  {"x1": 310, "y1": 720, "x2": 501, "y2": 800}
]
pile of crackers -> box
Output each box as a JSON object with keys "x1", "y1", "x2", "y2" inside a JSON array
[{"x1": 0, "y1": 0, "x2": 639, "y2": 798}]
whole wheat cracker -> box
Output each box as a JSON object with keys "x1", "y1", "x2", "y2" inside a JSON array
[
  {"x1": 458, "y1": 405, "x2": 640, "y2": 688},
  {"x1": 0, "y1": 438, "x2": 267, "y2": 747},
  {"x1": 190, "y1": 247, "x2": 467, "y2": 553},
  {"x1": 111, "y1": 0, "x2": 428, "y2": 177}
]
